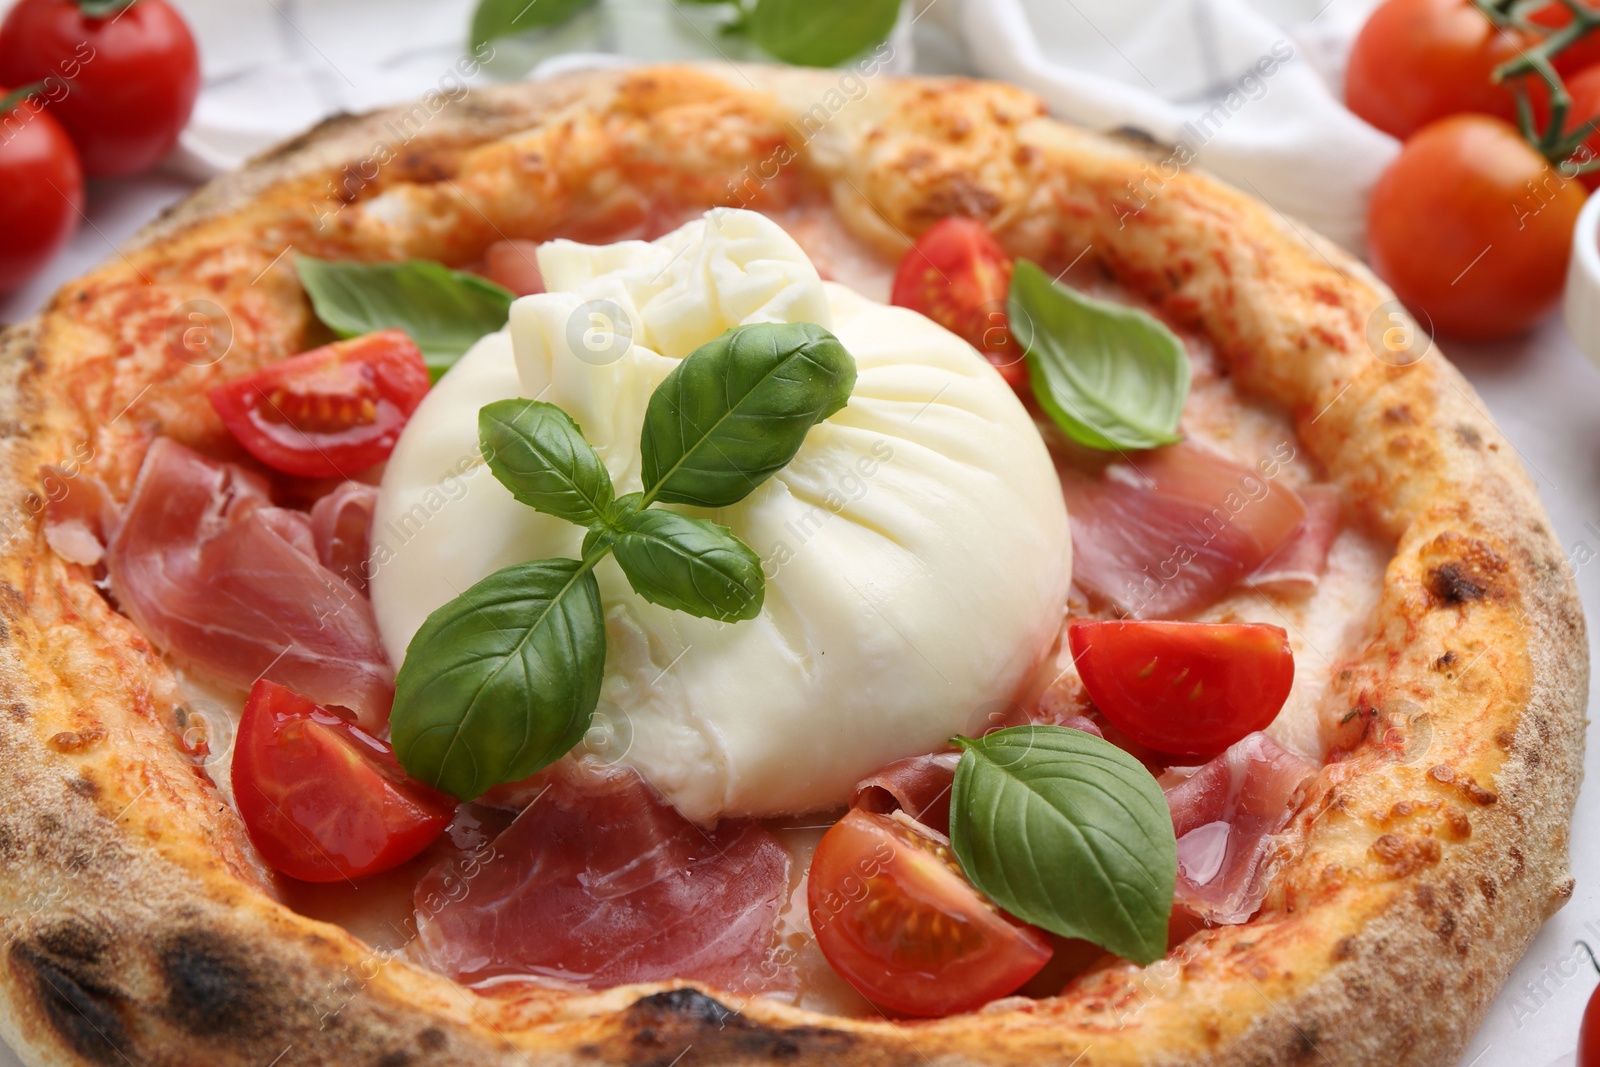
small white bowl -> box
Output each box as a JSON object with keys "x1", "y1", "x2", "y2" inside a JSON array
[{"x1": 1565, "y1": 189, "x2": 1600, "y2": 367}]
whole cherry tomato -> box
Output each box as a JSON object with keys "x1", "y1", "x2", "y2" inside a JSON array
[
  {"x1": 1529, "y1": 0, "x2": 1600, "y2": 76},
  {"x1": 1548, "y1": 64, "x2": 1600, "y2": 190},
  {"x1": 0, "y1": 86, "x2": 82, "y2": 293},
  {"x1": 1580, "y1": 942, "x2": 1600, "y2": 1067},
  {"x1": 1367, "y1": 115, "x2": 1585, "y2": 340},
  {"x1": 1345, "y1": 0, "x2": 1535, "y2": 140},
  {"x1": 0, "y1": 0, "x2": 199, "y2": 178}
]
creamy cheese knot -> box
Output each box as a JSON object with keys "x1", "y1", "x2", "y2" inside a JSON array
[{"x1": 371, "y1": 209, "x2": 1071, "y2": 822}]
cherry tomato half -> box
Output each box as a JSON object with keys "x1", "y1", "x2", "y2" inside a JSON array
[
  {"x1": 207, "y1": 329, "x2": 430, "y2": 479},
  {"x1": 1367, "y1": 114, "x2": 1585, "y2": 341},
  {"x1": 0, "y1": 87, "x2": 81, "y2": 293},
  {"x1": 1345, "y1": 0, "x2": 1538, "y2": 140},
  {"x1": 1068, "y1": 620, "x2": 1294, "y2": 757},
  {"x1": 808, "y1": 809, "x2": 1052, "y2": 1016},
  {"x1": 890, "y1": 217, "x2": 1026, "y2": 389},
  {"x1": 232, "y1": 680, "x2": 455, "y2": 883},
  {"x1": 0, "y1": 0, "x2": 199, "y2": 178}
]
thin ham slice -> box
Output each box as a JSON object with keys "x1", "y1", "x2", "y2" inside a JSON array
[
  {"x1": 41, "y1": 465, "x2": 120, "y2": 566},
  {"x1": 480, "y1": 240, "x2": 545, "y2": 296},
  {"x1": 1247, "y1": 484, "x2": 1341, "y2": 596},
  {"x1": 104, "y1": 438, "x2": 393, "y2": 728},
  {"x1": 1160, "y1": 732, "x2": 1315, "y2": 924},
  {"x1": 1060, "y1": 441, "x2": 1306, "y2": 618},
  {"x1": 850, "y1": 752, "x2": 962, "y2": 836},
  {"x1": 414, "y1": 759, "x2": 793, "y2": 994},
  {"x1": 310, "y1": 480, "x2": 378, "y2": 594}
]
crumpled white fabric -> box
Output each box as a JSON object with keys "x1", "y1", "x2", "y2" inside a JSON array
[
  {"x1": 160, "y1": 0, "x2": 1393, "y2": 248},
  {"x1": 917, "y1": 0, "x2": 1397, "y2": 252}
]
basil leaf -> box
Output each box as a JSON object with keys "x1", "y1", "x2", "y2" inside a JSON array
[
  {"x1": 470, "y1": 0, "x2": 597, "y2": 49},
  {"x1": 949, "y1": 725, "x2": 1176, "y2": 965},
  {"x1": 747, "y1": 0, "x2": 899, "y2": 67},
  {"x1": 640, "y1": 322, "x2": 856, "y2": 509},
  {"x1": 1010, "y1": 259, "x2": 1189, "y2": 452},
  {"x1": 611, "y1": 508, "x2": 765, "y2": 622},
  {"x1": 296, "y1": 255, "x2": 513, "y2": 380},
  {"x1": 480, "y1": 399, "x2": 614, "y2": 525},
  {"x1": 391, "y1": 559, "x2": 605, "y2": 800}
]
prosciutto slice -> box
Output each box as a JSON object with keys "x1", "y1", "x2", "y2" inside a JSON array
[
  {"x1": 310, "y1": 480, "x2": 379, "y2": 594},
  {"x1": 1060, "y1": 441, "x2": 1306, "y2": 618},
  {"x1": 414, "y1": 759, "x2": 793, "y2": 993},
  {"x1": 850, "y1": 752, "x2": 962, "y2": 835},
  {"x1": 104, "y1": 438, "x2": 393, "y2": 728},
  {"x1": 40, "y1": 465, "x2": 120, "y2": 566},
  {"x1": 1160, "y1": 732, "x2": 1315, "y2": 924},
  {"x1": 1247, "y1": 484, "x2": 1341, "y2": 596}
]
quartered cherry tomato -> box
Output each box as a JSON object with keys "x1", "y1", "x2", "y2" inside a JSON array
[
  {"x1": 0, "y1": 0, "x2": 199, "y2": 178},
  {"x1": 890, "y1": 217, "x2": 1026, "y2": 388},
  {"x1": 207, "y1": 329, "x2": 430, "y2": 479},
  {"x1": 807, "y1": 809, "x2": 1052, "y2": 1016},
  {"x1": 232, "y1": 680, "x2": 455, "y2": 883},
  {"x1": 0, "y1": 86, "x2": 81, "y2": 293},
  {"x1": 1345, "y1": 0, "x2": 1534, "y2": 139},
  {"x1": 1068, "y1": 620, "x2": 1294, "y2": 757},
  {"x1": 1367, "y1": 115, "x2": 1585, "y2": 340}
]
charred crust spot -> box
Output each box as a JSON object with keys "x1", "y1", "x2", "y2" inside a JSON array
[
  {"x1": 1291, "y1": 1024, "x2": 1323, "y2": 1058},
  {"x1": 1427, "y1": 563, "x2": 1487, "y2": 604},
  {"x1": 1331, "y1": 936, "x2": 1357, "y2": 961},
  {"x1": 1382, "y1": 404, "x2": 1414, "y2": 425},
  {"x1": 1415, "y1": 884, "x2": 1437, "y2": 913},
  {"x1": 1479, "y1": 875, "x2": 1498, "y2": 902},
  {"x1": 418, "y1": 1028, "x2": 447, "y2": 1051},
  {"x1": 1434, "y1": 651, "x2": 1457, "y2": 671},
  {"x1": 68, "y1": 776, "x2": 99, "y2": 799},
  {"x1": 1371, "y1": 833, "x2": 1442, "y2": 877},
  {"x1": 9, "y1": 702, "x2": 26, "y2": 722},
  {"x1": 624, "y1": 990, "x2": 853, "y2": 1062},
  {"x1": 1456, "y1": 424, "x2": 1483, "y2": 449},
  {"x1": 158, "y1": 928, "x2": 274, "y2": 1039},
  {"x1": 377, "y1": 1052, "x2": 412, "y2": 1067},
  {"x1": 10, "y1": 922, "x2": 127, "y2": 1066}
]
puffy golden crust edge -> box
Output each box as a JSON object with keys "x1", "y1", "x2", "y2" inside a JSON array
[{"x1": 0, "y1": 65, "x2": 1581, "y2": 1067}]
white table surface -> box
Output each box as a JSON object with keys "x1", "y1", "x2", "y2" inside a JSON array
[{"x1": 0, "y1": 129, "x2": 1595, "y2": 1067}]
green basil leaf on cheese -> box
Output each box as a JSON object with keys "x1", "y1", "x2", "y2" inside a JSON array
[
  {"x1": 1009, "y1": 259, "x2": 1189, "y2": 452},
  {"x1": 296, "y1": 254, "x2": 513, "y2": 381},
  {"x1": 480, "y1": 399, "x2": 614, "y2": 525},
  {"x1": 747, "y1": 0, "x2": 899, "y2": 67},
  {"x1": 611, "y1": 508, "x2": 765, "y2": 622},
  {"x1": 949, "y1": 725, "x2": 1177, "y2": 965},
  {"x1": 390, "y1": 558, "x2": 604, "y2": 800},
  {"x1": 640, "y1": 322, "x2": 856, "y2": 509},
  {"x1": 469, "y1": 0, "x2": 597, "y2": 49}
]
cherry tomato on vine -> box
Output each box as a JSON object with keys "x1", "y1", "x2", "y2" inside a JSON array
[
  {"x1": 1367, "y1": 114, "x2": 1585, "y2": 340},
  {"x1": 0, "y1": 86, "x2": 82, "y2": 293},
  {"x1": 891, "y1": 217, "x2": 1027, "y2": 389},
  {"x1": 0, "y1": 0, "x2": 199, "y2": 178},
  {"x1": 1529, "y1": 0, "x2": 1600, "y2": 76},
  {"x1": 1580, "y1": 942, "x2": 1600, "y2": 1067},
  {"x1": 207, "y1": 329, "x2": 431, "y2": 479},
  {"x1": 807, "y1": 809, "x2": 1052, "y2": 1016},
  {"x1": 232, "y1": 680, "x2": 456, "y2": 883},
  {"x1": 1549, "y1": 64, "x2": 1600, "y2": 190},
  {"x1": 1345, "y1": 0, "x2": 1537, "y2": 140},
  {"x1": 1068, "y1": 620, "x2": 1294, "y2": 757}
]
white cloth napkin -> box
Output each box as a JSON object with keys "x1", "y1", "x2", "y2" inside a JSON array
[
  {"x1": 920, "y1": 0, "x2": 1398, "y2": 251},
  {"x1": 160, "y1": 0, "x2": 1396, "y2": 250}
]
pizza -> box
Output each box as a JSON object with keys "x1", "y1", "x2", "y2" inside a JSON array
[{"x1": 0, "y1": 64, "x2": 1584, "y2": 1067}]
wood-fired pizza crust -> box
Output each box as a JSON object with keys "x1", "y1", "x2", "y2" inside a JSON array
[{"x1": 0, "y1": 65, "x2": 1583, "y2": 1067}]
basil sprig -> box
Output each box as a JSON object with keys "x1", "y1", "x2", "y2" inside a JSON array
[
  {"x1": 1010, "y1": 259, "x2": 1190, "y2": 452},
  {"x1": 468, "y1": 0, "x2": 896, "y2": 66},
  {"x1": 296, "y1": 255, "x2": 513, "y2": 381},
  {"x1": 949, "y1": 726, "x2": 1177, "y2": 965},
  {"x1": 391, "y1": 321, "x2": 855, "y2": 799}
]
